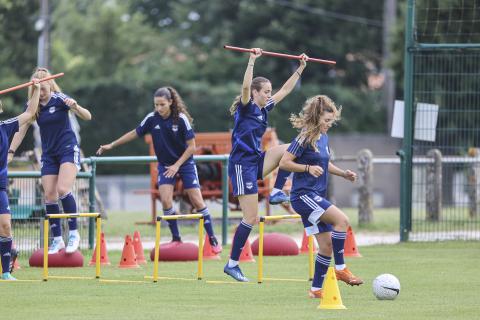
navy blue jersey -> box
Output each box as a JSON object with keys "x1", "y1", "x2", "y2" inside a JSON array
[
  {"x1": 0, "y1": 117, "x2": 19, "y2": 178},
  {"x1": 288, "y1": 134, "x2": 331, "y2": 201},
  {"x1": 136, "y1": 112, "x2": 195, "y2": 166},
  {"x1": 34, "y1": 92, "x2": 78, "y2": 155},
  {"x1": 229, "y1": 98, "x2": 275, "y2": 165}
]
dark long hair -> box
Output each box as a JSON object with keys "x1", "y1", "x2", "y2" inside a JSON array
[{"x1": 154, "y1": 87, "x2": 193, "y2": 125}]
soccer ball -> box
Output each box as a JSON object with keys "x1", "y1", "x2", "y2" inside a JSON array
[{"x1": 372, "y1": 274, "x2": 400, "y2": 300}]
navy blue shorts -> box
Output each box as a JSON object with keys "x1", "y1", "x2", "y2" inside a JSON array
[
  {"x1": 0, "y1": 190, "x2": 10, "y2": 214},
  {"x1": 41, "y1": 144, "x2": 81, "y2": 176},
  {"x1": 291, "y1": 192, "x2": 333, "y2": 235},
  {"x1": 228, "y1": 152, "x2": 265, "y2": 196},
  {"x1": 157, "y1": 160, "x2": 200, "y2": 189}
]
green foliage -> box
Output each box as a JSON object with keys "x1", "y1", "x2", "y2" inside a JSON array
[{"x1": 0, "y1": 0, "x2": 388, "y2": 173}]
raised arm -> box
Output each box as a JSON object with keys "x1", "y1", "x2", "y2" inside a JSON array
[
  {"x1": 328, "y1": 161, "x2": 357, "y2": 182},
  {"x1": 17, "y1": 81, "x2": 40, "y2": 127},
  {"x1": 8, "y1": 82, "x2": 41, "y2": 162},
  {"x1": 64, "y1": 98, "x2": 92, "y2": 121},
  {"x1": 240, "y1": 48, "x2": 262, "y2": 105},
  {"x1": 96, "y1": 129, "x2": 138, "y2": 155},
  {"x1": 271, "y1": 54, "x2": 308, "y2": 105}
]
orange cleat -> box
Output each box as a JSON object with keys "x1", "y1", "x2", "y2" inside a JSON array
[
  {"x1": 335, "y1": 267, "x2": 364, "y2": 286},
  {"x1": 308, "y1": 288, "x2": 323, "y2": 299}
]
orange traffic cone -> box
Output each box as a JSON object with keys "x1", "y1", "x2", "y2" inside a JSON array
[
  {"x1": 344, "y1": 226, "x2": 362, "y2": 257},
  {"x1": 118, "y1": 235, "x2": 139, "y2": 268},
  {"x1": 133, "y1": 231, "x2": 147, "y2": 264},
  {"x1": 300, "y1": 230, "x2": 316, "y2": 254},
  {"x1": 203, "y1": 235, "x2": 221, "y2": 260},
  {"x1": 89, "y1": 232, "x2": 111, "y2": 266}
]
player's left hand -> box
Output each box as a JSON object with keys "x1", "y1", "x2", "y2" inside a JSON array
[
  {"x1": 164, "y1": 164, "x2": 179, "y2": 178},
  {"x1": 343, "y1": 169, "x2": 357, "y2": 182},
  {"x1": 64, "y1": 98, "x2": 78, "y2": 110}
]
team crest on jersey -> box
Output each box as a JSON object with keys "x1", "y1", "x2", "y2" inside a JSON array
[
  {"x1": 172, "y1": 125, "x2": 178, "y2": 132},
  {"x1": 314, "y1": 195, "x2": 323, "y2": 202},
  {"x1": 49, "y1": 107, "x2": 56, "y2": 114},
  {"x1": 257, "y1": 115, "x2": 263, "y2": 121},
  {"x1": 154, "y1": 124, "x2": 160, "y2": 129},
  {"x1": 245, "y1": 182, "x2": 253, "y2": 190}
]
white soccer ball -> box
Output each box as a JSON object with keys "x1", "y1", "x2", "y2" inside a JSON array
[{"x1": 372, "y1": 274, "x2": 400, "y2": 300}]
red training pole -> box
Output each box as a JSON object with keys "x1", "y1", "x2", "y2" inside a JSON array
[
  {"x1": 224, "y1": 45, "x2": 336, "y2": 65},
  {"x1": 0, "y1": 73, "x2": 65, "y2": 96}
]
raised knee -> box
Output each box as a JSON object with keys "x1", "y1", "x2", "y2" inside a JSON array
[
  {"x1": 243, "y1": 216, "x2": 257, "y2": 226},
  {"x1": 0, "y1": 221, "x2": 12, "y2": 236},
  {"x1": 57, "y1": 188, "x2": 71, "y2": 198}
]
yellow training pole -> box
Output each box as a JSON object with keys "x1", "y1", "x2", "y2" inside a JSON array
[
  {"x1": 153, "y1": 219, "x2": 161, "y2": 282},
  {"x1": 308, "y1": 235, "x2": 314, "y2": 281},
  {"x1": 197, "y1": 217, "x2": 204, "y2": 280},
  {"x1": 257, "y1": 218, "x2": 265, "y2": 284},
  {"x1": 43, "y1": 218, "x2": 49, "y2": 281},
  {"x1": 95, "y1": 217, "x2": 102, "y2": 279}
]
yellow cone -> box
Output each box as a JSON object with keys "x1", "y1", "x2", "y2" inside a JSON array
[{"x1": 318, "y1": 266, "x2": 347, "y2": 310}]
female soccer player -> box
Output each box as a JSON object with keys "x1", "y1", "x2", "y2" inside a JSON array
[
  {"x1": 279, "y1": 95, "x2": 363, "y2": 299},
  {"x1": 9, "y1": 67, "x2": 92, "y2": 255},
  {"x1": 96, "y1": 87, "x2": 222, "y2": 254},
  {"x1": 224, "y1": 48, "x2": 307, "y2": 281},
  {"x1": 1, "y1": 81, "x2": 40, "y2": 280}
]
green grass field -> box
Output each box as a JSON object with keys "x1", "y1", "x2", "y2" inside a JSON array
[{"x1": 1, "y1": 241, "x2": 479, "y2": 320}]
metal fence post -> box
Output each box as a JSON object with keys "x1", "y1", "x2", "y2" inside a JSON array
[
  {"x1": 221, "y1": 157, "x2": 229, "y2": 245},
  {"x1": 467, "y1": 148, "x2": 479, "y2": 218},
  {"x1": 426, "y1": 149, "x2": 442, "y2": 221},
  {"x1": 88, "y1": 160, "x2": 97, "y2": 249}
]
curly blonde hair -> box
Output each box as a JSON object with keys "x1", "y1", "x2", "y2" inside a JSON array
[
  {"x1": 154, "y1": 87, "x2": 193, "y2": 125},
  {"x1": 289, "y1": 95, "x2": 341, "y2": 151}
]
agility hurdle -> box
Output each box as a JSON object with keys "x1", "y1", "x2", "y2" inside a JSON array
[
  {"x1": 43, "y1": 213, "x2": 101, "y2": 281},
  {"x1": 257, "y1": 214, "x2": 314, "y2": 284},
  {"x1": 152, "y1": 214, "x2": 204, "y2": 282}
]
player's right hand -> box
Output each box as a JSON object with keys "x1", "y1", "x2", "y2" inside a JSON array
[
  {"x1": 250, "y1": 48, "x2": 262, "y2": 59},
  {"x1": 7, "y1": 153, "x2": 14, "y2": 164},
  {"x1": 96, "y1": 144, "x2": 112, "y2": 155},
  {"x1": 308, "y1": 165, "x2": 324, "y2": 177}
]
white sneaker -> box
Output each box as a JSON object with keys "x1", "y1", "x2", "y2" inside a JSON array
[
  {"x1": 48, "y1": 238, "x2": 65, "y2": 254},
  {"x1": 66, "y1": 233, "x2": 80, "y2": 254}
]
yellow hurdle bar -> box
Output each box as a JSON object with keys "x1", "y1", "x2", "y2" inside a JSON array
[
  {"x1": 160, "y1": 213, "x2": 203, "y2": 221},
  {"x1": 95, "y1": 216, "x2": 101, "y2": 279},
  {"x1": 45, "y1": 213, "x2": 101, "y2": 219},
  {"x1": 197, "y1": 218, "x2": 204, "y2": 280},
  {"x1": 257, "y1": 214, "x2": 314, "y2": 284},
  {"x1": 42, "y1": 213, "x2": 101, "y2": 281},
  {"x1": 153, "y1": 214, "x2": 204, "y2": 283},
  {"x1": 262, "y1": 214, "x2": 301, "y2": 221}
]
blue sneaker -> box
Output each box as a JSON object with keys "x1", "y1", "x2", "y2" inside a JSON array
[
  {"x1": 1, "y1": 272, "x2": 17, "y2": 281},
  {"x1": 224, "y1": 264, "x2": 249, "y2": 282},
  {"x1": 269, "y1": 191, "x2": 290, "y2": 205}
]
